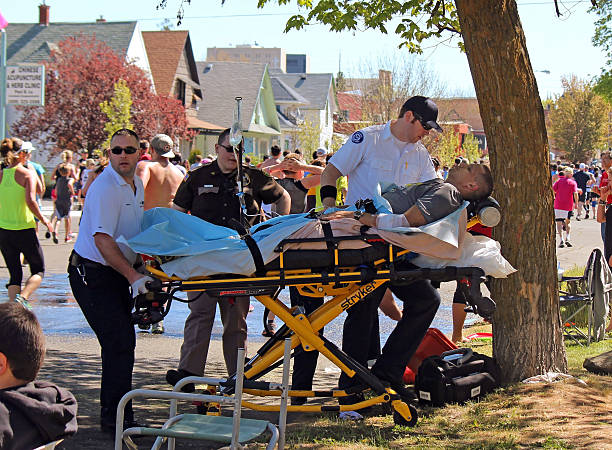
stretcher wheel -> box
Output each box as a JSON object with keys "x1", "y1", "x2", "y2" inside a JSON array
[{"x1": 393, "y1": 403, "x2": 418, "y2": 427}]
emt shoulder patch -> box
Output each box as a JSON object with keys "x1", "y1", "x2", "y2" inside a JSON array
[{"x1": 351, "y1": 131, "x2": 364, "y2": 144}]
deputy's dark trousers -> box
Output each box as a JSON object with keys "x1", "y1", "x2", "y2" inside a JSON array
[
  {"x1": 339, "y1": 261, "x2": 441, "y2": 390},
  {"x1": 68, "y1": 263, "x2": 135, "y2": 425},
  {"x1": 289, "y1": 286, "x2": 324, "y2": 390}
]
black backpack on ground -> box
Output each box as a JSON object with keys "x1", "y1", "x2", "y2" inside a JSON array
[{"x1": 415, "y1": 348, "x2": 500, "y2": 406}]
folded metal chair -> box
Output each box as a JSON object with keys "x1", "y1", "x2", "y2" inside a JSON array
[
  {"x1": 114, "y1": 340, "x2": 291, "y2": 450},
  {"x1": 558, "y1": 249, "x2": 599, "y2": 346}
]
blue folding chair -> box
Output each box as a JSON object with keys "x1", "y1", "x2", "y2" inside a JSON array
[{"x1": 115, "y1": 340, "x2": 291, "y2": 450}]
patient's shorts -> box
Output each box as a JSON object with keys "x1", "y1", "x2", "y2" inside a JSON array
[{"x1": 554, "y1": 209, "x2": 572, "y2": 221}]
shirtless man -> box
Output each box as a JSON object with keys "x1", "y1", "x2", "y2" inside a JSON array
[
  {"x1": 135, "y1": 134, "x2": 183, "y2": 334},
  {"x1": 135, "y1": 134, "x2": 184, "y2": 210}
]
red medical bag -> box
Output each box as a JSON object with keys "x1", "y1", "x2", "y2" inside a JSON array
[{"x1": 403, "y1": 328, "x2": 457, "y2": 384}]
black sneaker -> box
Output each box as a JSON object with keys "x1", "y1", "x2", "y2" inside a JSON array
[
  {"x1": 338, "y1": 391, "x2": 365, "y2": 406},
  {"x1": 166, "y1": 369, "x2": 198, "y2": 392},
  {"x1": 371, "y1": 367, "x2": 417, "y2": 403},
  {"x1": 262, "y1": 320, "x2": 276, "y2": 337},
  {"x1": 559, "y1": 241, "x2": 565, "y2": 248},
  {"x1": 565, "y1": 241, "x2": 573, "y2": 247},
  {"x1": 576, "y1": 217, "x2": 581, "y2": 221},
  {"x1": 45, "y1": 231, "x2": 51, "y2": 239}
]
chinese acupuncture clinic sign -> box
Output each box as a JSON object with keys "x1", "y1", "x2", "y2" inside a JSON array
[{"x1": 6, "y1": 65, "x2": 45, "y2": 106}]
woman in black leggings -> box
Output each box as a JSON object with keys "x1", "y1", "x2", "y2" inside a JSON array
[{"x1": 0, "y1": 138, "x2": 53, "y2": 306}]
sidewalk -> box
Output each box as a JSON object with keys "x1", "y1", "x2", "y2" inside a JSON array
[{"x1": 555, "y1": 216, "x2": 604, "y2": 271}]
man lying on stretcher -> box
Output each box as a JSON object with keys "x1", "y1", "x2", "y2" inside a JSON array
[
  {"x1": 323, "y1": 162, "x2": 493, "y2": 228},
  {"x1": 323, "y1": 162, "x2": 494, "y2": 409}
]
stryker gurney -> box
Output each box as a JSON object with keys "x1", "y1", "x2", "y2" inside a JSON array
[{"x1": 126, "y1": 197, "x2": 513, "y2": 426}]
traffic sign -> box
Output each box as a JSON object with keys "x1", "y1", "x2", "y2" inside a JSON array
[{"x1": 6, "y1": 65, "x2": 45, "y2": 106}]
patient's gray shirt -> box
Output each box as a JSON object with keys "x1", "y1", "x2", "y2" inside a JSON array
[{"x1": 382, "y1": 178, "x2": 463, "y2": 223}]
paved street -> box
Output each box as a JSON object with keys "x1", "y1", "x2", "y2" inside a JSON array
[{"x1": 554, "y1": 215, "x2": 604, "y2": 272}]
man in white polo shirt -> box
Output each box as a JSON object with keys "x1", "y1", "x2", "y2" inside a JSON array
[
  {"x1": 319, "y1": 96, "x2": 442, "y2": 408},
  {"x1": 68, "y1": 128, "x2": 151, "y2": 434}
]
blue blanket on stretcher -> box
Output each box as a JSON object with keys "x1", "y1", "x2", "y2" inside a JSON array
[{"x1": 122, "y1": 198, "x2": 468, "y2": 278}]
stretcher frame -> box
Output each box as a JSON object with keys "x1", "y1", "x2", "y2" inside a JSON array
[{"x1": 140, "y1": 233, "x2": 494, "y2": 427}]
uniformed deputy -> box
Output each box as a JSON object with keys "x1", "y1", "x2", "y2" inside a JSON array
[
  {"x1": 68, "y1": 128, "x2": 152, "y2": 432},
  {"x1": 319, "y1": 96, "x2": 444, "y2": 405},
  {"x1": 166, "y1": 128, "x2": 290, "y2": 388}
]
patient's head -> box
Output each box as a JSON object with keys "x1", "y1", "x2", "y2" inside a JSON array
[
  {"x1": 0, "y1": 303, "x2": 45, "y2": 388},
  {"x1": 446, "y1": 163, "x2": 493, "y2": 201}
]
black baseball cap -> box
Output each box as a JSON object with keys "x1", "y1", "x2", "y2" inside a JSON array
[{"x1": 399, "y1": 96, "x2": 443, "y2": 132}]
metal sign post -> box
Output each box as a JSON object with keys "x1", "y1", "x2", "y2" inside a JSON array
[{"x1": 1, "y1": 29, "x2": 6, "y2": 140}]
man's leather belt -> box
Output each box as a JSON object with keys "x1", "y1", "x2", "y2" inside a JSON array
[
  {"x1": 69, "y1": 250, "x2": 107, "y2": 270},
  {"x1": 70, "y1": 250, "x2": 143, "y2": 271}
]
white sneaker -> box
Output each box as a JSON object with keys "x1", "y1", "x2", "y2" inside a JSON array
[{"x1": 152, "y1": 321, "x2": 164, "y2": 334}]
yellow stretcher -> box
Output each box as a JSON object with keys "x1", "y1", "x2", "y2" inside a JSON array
[{"x1": 134, "y1": 226, "x2": 496, "y2": 427}]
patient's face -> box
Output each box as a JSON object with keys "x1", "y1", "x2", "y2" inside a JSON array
[{"x1": 448, "y1": 163, "x2": 485, "y2": 198}]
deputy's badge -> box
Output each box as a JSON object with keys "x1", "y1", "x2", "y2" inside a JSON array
[
  {"x1": 242, "y1": 172, "x2": 251, "y2": 187},
  {"x1": 351, "y1": 131, "x2": 364, "y2": 144}
]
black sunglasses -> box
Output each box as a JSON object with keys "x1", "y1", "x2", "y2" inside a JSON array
[
  {"x1": 110, "y1": 146, "x2": 138, "y2": 155},
  {"x1": 412, "y1": 112, "x2": 433, "y2": 131},
  {"x1": 218, "y1": 143, "x2": 242, "y2": 153}
]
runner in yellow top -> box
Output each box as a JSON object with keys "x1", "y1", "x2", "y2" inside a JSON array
[
  {"x1": 304, "y1": 155, "x2": 348, "y2": 210},
  {"x1": 0, "y1": 138, "x2": 53, "y2": 307}
]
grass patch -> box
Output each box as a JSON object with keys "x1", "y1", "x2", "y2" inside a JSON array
[{"x1": 249, "y1": 318, "x2": 611, "y2": 449}]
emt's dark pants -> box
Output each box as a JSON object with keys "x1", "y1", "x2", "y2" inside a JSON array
[
  {"x1": 68, "y1": 260, "x2": 135, "y2": 424},
  {"x1": 339, "y1": 261, "x2": 441, "y2": 390},
  {"x1": 289, "y1": 286, "x2": 324, "y2": 391}
]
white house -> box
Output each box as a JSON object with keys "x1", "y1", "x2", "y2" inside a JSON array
[{"x1": 271, "y1": 73, "x2": 338, "y2": 152}]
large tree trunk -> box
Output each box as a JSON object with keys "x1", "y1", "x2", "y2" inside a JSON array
[{"x1": 455, "y1": 0, "x2": 567, "y2": 381}]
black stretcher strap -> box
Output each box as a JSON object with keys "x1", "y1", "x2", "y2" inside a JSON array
[
  {"x1": 321, "y1": 221, "x2": 335, "y2": 251},
  {"x1": 244, "y1": 234, "x2": 266, "y2": 276},
  {"x1": 321, "y1": 221, "x2": 342, "y2": 284}
]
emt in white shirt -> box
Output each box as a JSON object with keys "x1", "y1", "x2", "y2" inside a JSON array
[
  {"x1": 319, "y1": 96, "x2": 444, "y2": 407},
  {"x1": 68, "y1": 128, "x2": 151, "y2": 433}
]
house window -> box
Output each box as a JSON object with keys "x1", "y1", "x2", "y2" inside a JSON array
[{"x1": 176, "y1": 79, "x2": 186, "y2": 106}]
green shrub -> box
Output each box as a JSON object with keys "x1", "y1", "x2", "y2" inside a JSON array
[
  {"x1": 188, "y1": 149, "x2": 202, "y2": 164},
  {"x1": 246, "y1": 153, "x2": 262, "y2": 166}
]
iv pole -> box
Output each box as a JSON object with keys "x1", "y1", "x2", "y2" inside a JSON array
[{"x1": 229, "y1": 96, "x2": 248, "y2": 228}]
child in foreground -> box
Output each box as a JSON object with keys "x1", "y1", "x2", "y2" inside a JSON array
[{"x1": 0, "y1": 302, "x2": 78, "y2": 449}]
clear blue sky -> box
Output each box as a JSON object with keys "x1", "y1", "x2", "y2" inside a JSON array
[{"x1": 2, "y1": 0, "x2": 607, "y2": 98}]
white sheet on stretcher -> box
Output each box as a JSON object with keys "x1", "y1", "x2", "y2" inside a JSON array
[{"x1": 123, "y1": 205, "x2": 515, "y2": 279}]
